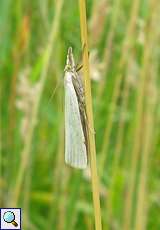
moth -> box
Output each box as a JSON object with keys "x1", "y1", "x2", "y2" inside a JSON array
[{"x1": 64, "y1": 47, "x2": 88, "y2": 169}]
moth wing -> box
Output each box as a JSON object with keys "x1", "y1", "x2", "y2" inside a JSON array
[{"x1": 64, "y1": 72, "x2": 87, "y2": 169}]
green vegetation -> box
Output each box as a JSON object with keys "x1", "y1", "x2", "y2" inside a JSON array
[{"x1": 0, "y1": 0, "x2": 160, "y2": 229}]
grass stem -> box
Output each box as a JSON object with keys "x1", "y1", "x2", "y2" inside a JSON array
[
  {"x1": 10, "y1": 0, "x2": 64, "y2": 206},
  {"x1": 122, "y1": 1, "x2": 157, "y2": 227},
  {"x1": 79, "y1": 1, "x2": 102, "y2": 229}
]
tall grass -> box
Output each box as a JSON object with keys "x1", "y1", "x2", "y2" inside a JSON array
[
  {"x1": 0, "y1": 0, "x2": 160, "y2": 229},
  {"x1": 79, "y1": 1, "x2": 102, "y2": 229},
  {"x1": 10, "y1": 0, "x2": 64, "y2": 208}
]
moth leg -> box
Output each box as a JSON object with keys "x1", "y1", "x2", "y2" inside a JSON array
[
  {"x1": 75, "y1": 45, "x2": 85, "y2": 71},
  {"x1": 76, "y1": 64, "x2": 83, "y2": 72},
  {"x1": 75, "y1": 44, "x2": 90, "y2": 72}
]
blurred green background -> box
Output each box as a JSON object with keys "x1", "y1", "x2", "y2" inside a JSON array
[{"x1": 0, "y1": 0, "x2": 160, "y2": 229}]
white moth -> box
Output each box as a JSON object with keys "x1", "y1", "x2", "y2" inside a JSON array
[{"x1": 64, "y1": 47, "x2": 88, "y2": 169}]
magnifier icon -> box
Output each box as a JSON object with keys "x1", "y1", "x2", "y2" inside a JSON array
[{"x1": 3, "y1": 211, "x2": 18, "y2": 227}]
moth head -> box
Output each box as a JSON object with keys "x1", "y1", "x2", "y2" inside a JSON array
[{"x1": 64, "y1": 47, "x2": 76, "y2": 72}]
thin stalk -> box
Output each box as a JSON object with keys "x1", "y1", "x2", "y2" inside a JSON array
[
  {"x1": 89, "y1": 0, "x2": 108, "y2": 47},
  {"x1": 19, "y1": 16, "x2": 31, "y2": 230},
  {"x1": 10, "y1": 0, "x2": 64, "y2": 207},
  {"x1": 134, "y1": 3, "x2": 159, "y2": 229},
  {"x1": 96, "y1": 0, "x2": 121, "y2": 102},
  {"x1": 57, "y1": 170, "x2": 70, "y2": 230},
  {"x1": 99, "y1": 0, "x2": 140, "y2": 177},
  {"x1": 134, "y1": 67, "x2": 156, "y2": 230},
  {"x1": 106, "y1": 61, "x2": 131, "y2": 220},
  {"x1": 79, "y1": 1, "x2": 102, "y2": 230},
  {"x1": 22, "y1": 160, "x2": 32, "y2": 229},
  {"x1": 46, "y1": 58, "x2": 71, "y2": 230},
  {"x1": 122, "y1": 2, "x2": 157, "y2": 228},
  {"x1": 48, "y1": 123, "x2": 67, "y2": 230},
  {"x1": 7, "y1": 2, "x2": 24, "y2": 200}
]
